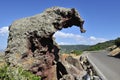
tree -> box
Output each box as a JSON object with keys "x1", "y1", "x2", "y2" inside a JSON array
[{"x1": 115, "y1": 37, "x2": 120, "y2": 47}]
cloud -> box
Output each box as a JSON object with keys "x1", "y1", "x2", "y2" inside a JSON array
[
  {"x1": 54, "y1": 31, "x2": 108, "y2": 45},
  {"x1": 0, "y1": 26, "x2": 9, "y2": 35},
  {"x1": 58, "y1": 42, "x2": 72, "y2": 45},
  {"x1": 0, "y1": 26, "x2": 9, "y2": 50},
  {"x1": 88, "y1": 36, "x2": 107, "y2": 44},
  {"x1": 89, "y1": 36, "x2": 96, "y2": 40},
  {"x1": 54, "y1": 31, "x2": 84, "y2": 41}
]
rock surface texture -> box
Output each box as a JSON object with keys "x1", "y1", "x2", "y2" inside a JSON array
[{"x1": 5, "y1": 7, "x2": 86, "y2": 80}]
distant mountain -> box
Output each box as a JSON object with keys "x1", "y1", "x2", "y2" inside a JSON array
[{"x1": 60, "y1": 45, "x2": 90, "y2": 53}]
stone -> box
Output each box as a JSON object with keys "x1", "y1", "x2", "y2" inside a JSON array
[
  {"x1": 5, "y1": 7, "x2": 85, "y2": 80},
  {"x1": 0, "y1": 53, "x2": 6, "y2": 68},
  {"x1": 79, "y1": 55, "x2": 101, "y2": 80},
  {"x1": 108, "y1": 47, "x2": 120, "y2": 57},
  {"x1": 65, "y1": 56, "x2": 83, "y2": 71},
  {"x1": 60, "y1": 74, "x2": 74, "y2": 80},
  {"x1": 62, "y1": 56, "x2": 84, "y2": 80}
]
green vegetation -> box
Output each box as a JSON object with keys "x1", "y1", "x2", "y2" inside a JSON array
[
  {"x1": 60, "y1": 39, "x2": 117, "y2": 55},
  {"x1": 60, "y1": 40, "x2": 115, "y2": 54},
  {"x1": 71, "y1": 50, "x2": 83, "y2": 55},
  {"x1": 84, "y1": 40, "x2": 115, "y2": 51},
  {"x1": 0, "y1": 64, "x2": 41, "y2": 80},
  {"x1": 115, "y1": 37, "x2": 120, "y2": 47}
]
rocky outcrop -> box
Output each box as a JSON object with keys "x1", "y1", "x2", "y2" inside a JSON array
[
  {"x1": 5, "y1": 7, "x2": 86, "y2": 80},
  {"x1": 109, "y1": 49, "x2": 120, "y2": 57},
  {"x1": 0, "y1": 52, "x2": 6, "y2": 68},
  {"x1": 61, "y1": 56, "x2": 85, "y2": 80},
  {"x1": 107, "y1": 45, "x2": 120, "y2": 57},
  {"x1": 79, "y1": 56, "x2": 102, "y2": 80},
  {"x1": 59, "y1": 54, "x2": 102, "y2": 80}
]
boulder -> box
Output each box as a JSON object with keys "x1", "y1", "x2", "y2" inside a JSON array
[
  {"x1": 5, "y1": 7, "x2": 85, "y2": 80},
  {"x1": 60, "y1": 74, "x2": 74, "y2": 80},
  {"x1": 65, "y1": 56, "x2": 83, "y2": 71},
  {"x1": 108, "y1": 47, "x2": 120, "y2": 57},
  {"x1": 60, "y1": 56, "x2": 86, "y2": 80}
]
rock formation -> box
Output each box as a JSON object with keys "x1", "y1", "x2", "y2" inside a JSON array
[
  {"x1": 62, "y1": 56, "x2": 85, "y2": 80},
  {"x1": 108, "y1": 45, "x2": 120, "y2": 57},
  {"x1": 5, "y1": 7, "x2": 86, "y2": 80},
  {"x1": 79, "y1": 55, "x2": 102, "y2": 80}
]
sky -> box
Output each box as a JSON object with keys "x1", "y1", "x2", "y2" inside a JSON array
[{"x1": 0, "y1": 0, "x2": 120, "y2": 50}]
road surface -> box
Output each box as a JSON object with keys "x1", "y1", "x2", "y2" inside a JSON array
[{"x1": 87, "y1": 50, "x2": 120, "y2": 80}]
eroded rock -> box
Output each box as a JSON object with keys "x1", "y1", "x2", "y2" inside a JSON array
[
  {"x1": 5, "y1": 7, "x2": 85, "y2": 80},
  {"x1": 61, "y1": 55, "x2": 86, "y2": 80}
]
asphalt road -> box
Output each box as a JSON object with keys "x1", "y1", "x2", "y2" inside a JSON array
[{"x1": 87, "y1": 50, "x2": 120, "y2": 80}]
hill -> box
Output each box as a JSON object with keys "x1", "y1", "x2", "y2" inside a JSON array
[
  {"x1": 59, "y1": 39, "x2": 116, "y2": 54},
  {"x1": 60, "y1": 45, "x2": 90, "y2": 53},
  {"x1": 85, "y1": 40, "x2": 115, "y2": 51}
]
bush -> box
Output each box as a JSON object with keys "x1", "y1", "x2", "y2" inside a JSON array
[
  {"x1": 115, "y1": 38, "x2": 120, "y2": 47},
  {"x1": 0, "y1": 64, "x2": 41, "y2": 80},
  {"x1": 71, "y1": 50, "x2": 83, "y2": 55}
]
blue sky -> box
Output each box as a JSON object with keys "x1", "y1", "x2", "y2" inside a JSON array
[{"x1": 0, "y1": 0, "x2": 120, "y2": 50}]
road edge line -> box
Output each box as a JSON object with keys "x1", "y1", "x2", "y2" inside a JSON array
[{"x1": 86, "y1": 54, "x2": 108, "y2": 80}]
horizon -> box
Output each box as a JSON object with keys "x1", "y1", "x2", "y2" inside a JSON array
[{"x1": 0, "y1": 0, "x2": 120, "y2": 50}]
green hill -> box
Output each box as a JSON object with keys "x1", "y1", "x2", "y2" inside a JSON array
[
  {"x1": 85, "y1": 40, "x2": 115, "y2": 51},
  {"x1": 59, "y1": 39, "x2": 116, "y2": 54},
  {"x1": 60, "y1": 45, "x2": 90, "y2": 53}
]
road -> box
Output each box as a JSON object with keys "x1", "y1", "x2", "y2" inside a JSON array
[{"x1": 87, "y1": 50, "x2": 120, "y2": 80}]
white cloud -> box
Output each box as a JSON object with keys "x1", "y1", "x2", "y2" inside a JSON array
[
  {"x1": 0, "y1": 26, "x2": 9, "y2": 35},
  {"x1": 58, "y1": 42, "x2": 72, "y2": 45},
  {"x1": 89, "y1": 36, "x2": 96, "y2": 40},
  {"x1": 89, "y1": 36, "x2": 107, "y2": 44},
  {"x1": 0, "y1": 26, "x2": 9, "y2": 50},
  {"x1": 54, "y1": 31, "x2": 84, "y2": 41},
  {"x1": 54, "y1": 31, "x2": 108, "y2": 45},
  {"x1": 54, "y1": 31, "x2": 74, "y2": 38}
]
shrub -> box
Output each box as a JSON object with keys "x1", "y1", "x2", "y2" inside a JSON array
[
  {"x1": 72, "y1": 50, "x2": 83, "y2": 55},
  {"x1": 0, "y1": 64, "x2": 41, "y2": 80},
  {"x1": 115, "y1": 38, "x2": 120, "y2": 47}
]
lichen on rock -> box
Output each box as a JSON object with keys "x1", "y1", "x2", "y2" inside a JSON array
[{"x1": 5, "y1": 7, "x2": 86, "y2": 80}]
